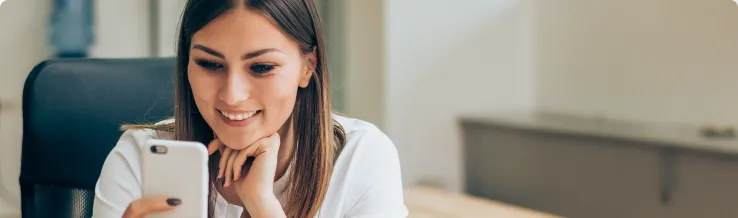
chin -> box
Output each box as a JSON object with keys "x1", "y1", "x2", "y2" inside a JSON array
[
  {"x1": 219, "y1": 136, "x2": 252, "y2": 150},
  {"x1": 224, "y1": 143, "x2": 249, "y2": 150},
  {"x1": 217, "y1": 133, "x2": 261, "y2": 150}
]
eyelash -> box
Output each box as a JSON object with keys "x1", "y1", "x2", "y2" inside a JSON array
[
  {"x1": 195, "y1": 60, "x2": 223, "y2": 71},
  {"x1": 249, "y1": 64, "x2": 275, "y2": 75},
  {"x1": 194, "y1": 59, "x2": 275, "y2": 75}
]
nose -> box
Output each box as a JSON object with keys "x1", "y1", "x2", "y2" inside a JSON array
[{"x1": 218, "y1": 69, "x2": 251, "y2": 105}]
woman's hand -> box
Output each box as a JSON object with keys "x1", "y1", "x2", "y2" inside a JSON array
[
  {"x1": 209, "y1": 133, "x2": 286, "y2": 218},
  {"x1": 121, "y1": 196, "x2": 181, "y2": 218}
]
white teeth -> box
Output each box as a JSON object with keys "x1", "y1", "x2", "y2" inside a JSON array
[{"x1": 220, "y1": 110, "x2": 258, "y2": 121}]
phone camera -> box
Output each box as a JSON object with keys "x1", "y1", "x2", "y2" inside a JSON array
[{"x1": 150, "y1": 145, "x2": 168, "y2": 154}]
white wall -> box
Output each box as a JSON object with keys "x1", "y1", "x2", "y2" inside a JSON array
[
  {"x1": 325, "y1": 0, "x2": 348, "y2": 112},
  {"x1": 535, "y1": 0, "x2": 738, "y2": 126},
  {"x1": 88, "y1": 1, "x2": 151, "y2": 58},
  {"x1": 344, "y1": 0, "x2": 385, "y2": 129},
  {"x1": 384, "y1": 0, "x2": 535, "y2": 192},
  {"x1": 381, "y1": 0, "x2": 738, "y2": 193},
  {"x1": 0, "y1": 0, "x2": 52, "y2": 215},
  {"x1": 157, "y1": 0, "x2": 186, "y2": 57},
  {"x1": 0, "y1": 0, "x2": 156, "y2": 216}
]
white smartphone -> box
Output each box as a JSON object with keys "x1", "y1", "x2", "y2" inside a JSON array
[{"x1": 142, "y1": 139, "x2": 209, "y2": 218}]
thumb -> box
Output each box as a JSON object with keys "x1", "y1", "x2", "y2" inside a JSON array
[
  {"x1": 123, "y1": 196, "x2": 180, "y2": 218},
  {"x1": 207, "y1": 138, "x2": 224, "y2": 155}
]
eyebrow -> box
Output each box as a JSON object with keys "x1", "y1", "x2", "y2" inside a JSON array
[{"x1": 192, "y1": 44, "x2": 281, "y2": 60}]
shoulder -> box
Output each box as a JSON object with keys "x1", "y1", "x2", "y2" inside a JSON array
[
  {"x1": 326, "y1": 115, "x2": 407, "y2": 217},
  {"x1": 331, "y1": 114, "x2": 402, "y2": 184},
  {"x1": 93, "y1": 119, "x2": 175, "y2": 216},
  {"x1": 333, "y1": 114, "x2": 398, "y2": 161},
  {"x1": 100, "y1": 119, "x2": 176, "y2": 176},
  {"x1": 113, "y1": 119, "x2": 176, "y2": 157},
  {"x1": 99, "y1": 119, "x2": 176, "y2": 184}
]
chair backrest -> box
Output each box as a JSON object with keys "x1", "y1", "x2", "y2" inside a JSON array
[{"x1": 20, "y1": 58, "x2": 176, "y2": 218}]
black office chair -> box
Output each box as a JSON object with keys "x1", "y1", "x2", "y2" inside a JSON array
[{"x1": 19, "y1": 58, "x2": 176, "y2": 218}]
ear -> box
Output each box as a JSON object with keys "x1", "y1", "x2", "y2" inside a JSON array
[{"x1": 299, "y1": 47, "x2": 317, "y2": 88}]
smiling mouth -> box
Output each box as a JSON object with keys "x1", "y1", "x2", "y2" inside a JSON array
[{"x1": 219, "y1": 110, "x2": 262, "y2": 121}]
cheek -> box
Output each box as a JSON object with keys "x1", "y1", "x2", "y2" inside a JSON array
[
  {"x1": 258, "y1": 70, "x2": 301, "y2": 125},
  {"x1": 187, "y1": 68, "x2": 219, "y2": 117}
]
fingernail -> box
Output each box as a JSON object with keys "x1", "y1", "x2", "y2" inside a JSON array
[{"x1": 167, "y1": 198, "x2": 182, "y2": 206}]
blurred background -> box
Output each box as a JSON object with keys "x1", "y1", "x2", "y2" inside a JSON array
[{"x1": 2, "y1": 0, "x2": 738, "y2": 217}]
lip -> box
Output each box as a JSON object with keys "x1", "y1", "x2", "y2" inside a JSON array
[
  {"x1": 218, "y1": 108, "x2": 259, "y2": 114},
  {"x1": 217, "y1": 109, "x2": 262, "y2": 127}
]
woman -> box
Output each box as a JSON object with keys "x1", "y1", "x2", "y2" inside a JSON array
[{"x1": 91, "y1": 0, "x2": 407, "y2": 217}]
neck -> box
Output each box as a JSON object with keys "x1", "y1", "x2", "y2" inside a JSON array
[{"x1": 274, "y1": 117, "x2": 295, "y2": 182}]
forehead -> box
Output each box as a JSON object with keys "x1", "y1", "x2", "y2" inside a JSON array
[{"x1": 191, "y1": 8, "x2": 298, "y2": 56}]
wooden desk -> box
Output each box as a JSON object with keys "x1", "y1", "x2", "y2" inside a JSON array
[
  {"x1": 0, "y1": 187, "x2": 559, "y2": 218},
  {"x1": 405, "y1": 186, "x2": 562, "y2": 218}
]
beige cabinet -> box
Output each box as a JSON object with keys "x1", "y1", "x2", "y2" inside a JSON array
[
  {"x1": 668, "y1": 153, "x2": 738, "y2": 218},
  {"x1": 465, "y1": 124, "x2": 666, "y2": 218},
  {"x1": 462, "y1": 112, "x2": 738, "y2": 218}
]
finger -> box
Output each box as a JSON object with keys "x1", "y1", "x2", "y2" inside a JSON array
[
  {"x1": 207, "y1": 138, "x2": 223, "y2": 155},
  {"x1": 218, "y1": 147, "x2": 233, "y2": 179},
  {"x1": 243, "y1": 139, "x2": 263, "y2": 157},
  {"x1": 243, "y1": 141, "x2": 280, "y2": 185},
  {"x1": 225, "y1": 149, "x2": 238, "y2": 187},
  {"x1": 268, "y1": 133, "x2": 281, "y2": 154},
  {"x1": 256, "y1": 133, "x2": 280, "y2": 156},
  {"x1": 233, "y1": 147, "x2": 250, "y2": 181},
  {"x1": 123, "y1": 196, "x2": 180, "y2": 218}
]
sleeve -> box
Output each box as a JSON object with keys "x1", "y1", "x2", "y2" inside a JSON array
[
  {"x1": 345, "y1": 129, "x2": 409, "y2": 218},
  {"x1": 92, "y1": 130, "x2": 146, "y2": 218}
]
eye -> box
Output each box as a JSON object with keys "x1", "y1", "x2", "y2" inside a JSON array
[
  {"x1": 249, "y1": 64, "x2": 275, "y2": 75},
  {"x1": 195, "y1": 59, "x2": 223, "y2": 71}
]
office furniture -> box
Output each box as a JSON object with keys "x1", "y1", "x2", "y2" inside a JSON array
[
  {"x1": 20, "y1": 58, "x2": 175, "y2": 217},
  {"x1": 463, "y1": 112, "x2": 738, "y2": 218}
]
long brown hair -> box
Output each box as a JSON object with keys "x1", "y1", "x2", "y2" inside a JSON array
[{"x1": 124, "y1": 0, "x2": 345, "y2": 217}]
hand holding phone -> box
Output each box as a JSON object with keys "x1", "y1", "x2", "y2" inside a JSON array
[
  {"x1": 121, "y1": 196, "x2": 181, "y2": 218},
  {"x1": 140, "y1": 139, "x2": 209, "y2": 218}
]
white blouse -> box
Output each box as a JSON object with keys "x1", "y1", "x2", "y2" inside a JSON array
[{"x1": 92, "y1": 115, "x2": 408, "y2": 218}]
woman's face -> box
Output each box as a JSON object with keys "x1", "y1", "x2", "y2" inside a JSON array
[{"x1": 188, "y1": 8, "x2": 314, "y2": 149}]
